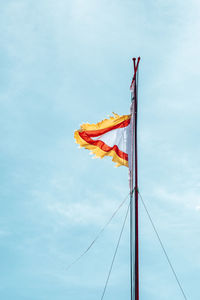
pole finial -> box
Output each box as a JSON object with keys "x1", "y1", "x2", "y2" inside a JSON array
[{"x1": 130, "y1": 57, "x2": 141, "y2": 91}]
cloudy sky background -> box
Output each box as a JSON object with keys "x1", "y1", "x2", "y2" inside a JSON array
[{"x1": 1, "y1": 0, "x2": 200, "y2": 299}]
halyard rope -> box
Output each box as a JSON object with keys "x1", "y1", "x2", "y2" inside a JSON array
[
  {"x1": 138, "y1": 191, "x2": 188, "y2": 300},
  {"x1": 101, "y1": 200, "x2": 130, "y2": 300},
  {"x1": 66, "y1": 193, "x2": 129, "y2": 271}
]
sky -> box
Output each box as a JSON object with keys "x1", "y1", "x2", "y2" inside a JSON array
[{"x1": 0, "y1": 0, "x2": 200, "y2": 299}]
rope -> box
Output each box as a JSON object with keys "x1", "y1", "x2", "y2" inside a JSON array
[
  {"x1": 138, "y1": 192, "x2": 188, "y2": 300},
  {"x1": 66, "y1": 193, "x2": 129, "y2": 271},
  {"x1": 101, "y1": 200, "x2": 130, "y2": 300}
]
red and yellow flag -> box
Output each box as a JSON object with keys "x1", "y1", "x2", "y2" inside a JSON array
[{"x1": 74, "y1": 113, "x2": 131, "y2": 167}]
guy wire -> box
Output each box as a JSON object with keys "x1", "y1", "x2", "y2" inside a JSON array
[{"x1": 138, "y1": 191, "x2": 188, "y2": 300}]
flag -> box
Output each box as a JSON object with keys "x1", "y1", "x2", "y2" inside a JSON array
[{"x1": 74, "y1": 113, "x2": 131, "y2": 167}]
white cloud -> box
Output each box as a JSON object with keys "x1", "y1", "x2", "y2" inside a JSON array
[
  {"x1": 153, "y1": 187, "x2": 200, "y2": 211},
  {"x1": 47, "y1": 195, "x2": 127, "y2": 226}
]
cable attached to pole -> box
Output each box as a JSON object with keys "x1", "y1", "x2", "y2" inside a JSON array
[
  {"x1": 138, "y1": 192, "x2": 188, "y2": 300},
  {"x1": 101, "y1": 200, "x2": 130, "y2": 300},
  {"x1": 66, "y1": 193, "x2": 129, "y2": 271}
]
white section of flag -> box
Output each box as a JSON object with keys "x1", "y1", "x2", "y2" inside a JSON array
[{"x1": 92, "y1": 124, "x2": 131, "y2": 156}]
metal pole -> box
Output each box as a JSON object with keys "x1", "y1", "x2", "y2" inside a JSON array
[
  {"x1": 134, "y1": 58, "x2": 139, "y2": 300},
  {"x1": 130, "y1": 57, "x2": 140, "y2": 300},
  {"x1": 130, "y1": 94, "x2": 134, "y2": 300}
]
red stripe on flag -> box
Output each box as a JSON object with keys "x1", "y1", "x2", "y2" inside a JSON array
[
  {"x1": 79, "y1": 132, "x2": 128, "y2": 162},
  {"x1": 84, "y1": 119, "x2": 130, "y2": 137}
]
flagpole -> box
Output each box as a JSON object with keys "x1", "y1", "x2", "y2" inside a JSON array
[
  {"x1": 134, "y1": 57, "x2": 139, "y2": 300},
  {"x1": 130, "y1": 96, "x2": 134, "y2": 300},
  {"x1": 130, "y1": 57, "x2": 140, "y2": 300}
]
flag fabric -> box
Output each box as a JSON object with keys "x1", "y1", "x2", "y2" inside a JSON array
[{"x1": 74, "y1": 113, "x2": 131, "y2": 167}]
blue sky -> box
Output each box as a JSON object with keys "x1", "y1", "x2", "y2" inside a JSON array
[{"x1": 1, "y1": 0, "x2": 200, "y2": 299}]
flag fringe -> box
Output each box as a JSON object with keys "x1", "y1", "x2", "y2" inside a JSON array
[{"x1": 79, "y1": 113, "x2": 131, "y2": 131}]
